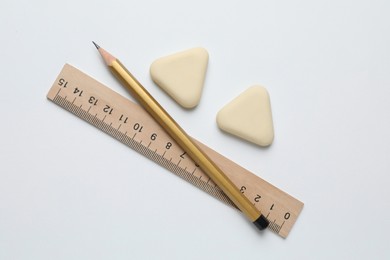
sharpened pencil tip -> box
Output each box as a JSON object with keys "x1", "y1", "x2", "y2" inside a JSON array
[
  {"x1": 92, "y1": 41, "x2": 100, "y2": 50},
  {"x1": 93, "y1": 42, "x2": 116, "y2": 65}
]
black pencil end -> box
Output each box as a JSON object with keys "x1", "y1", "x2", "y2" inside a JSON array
[
  {"x1": 92, "y1": 41, "x2": 100, "y2": 50},
  {"x1": 253, "y1": 215, "x2": 269, "y2": 231}
]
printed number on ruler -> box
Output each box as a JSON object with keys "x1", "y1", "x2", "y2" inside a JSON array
[{"x1": 47, "y1": 64, "x2": 304, "y2": 238}]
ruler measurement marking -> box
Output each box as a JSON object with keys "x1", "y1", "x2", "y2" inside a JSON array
[
  {"x1": 269, "y1": 220, "x2": 277, "y2": 233},
  {"x1": 56, "y1": 88, "x2": 61, "y2": 96},
  {"x1": 47, "y1": 64, "x2": 303, "y2": 238},
  {"x1": 280, "y1": 221, "x2": 285, "y2": 231}
]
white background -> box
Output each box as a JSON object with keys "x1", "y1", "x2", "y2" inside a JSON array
[{"x1": 1, "y1": 0, "x2": 389, "y2": 259}]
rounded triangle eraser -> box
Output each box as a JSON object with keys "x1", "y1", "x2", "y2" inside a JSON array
[
  {"x1": 217, "y1": 86, "x2": 274, "y2": 147},
  {"x1": 150, "y1": 47, "x2": 209, "y2": 109}
]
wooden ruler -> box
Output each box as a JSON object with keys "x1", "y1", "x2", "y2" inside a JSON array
[{"x1": 47, "y1": 64, "x2": 303, "y2": 238}]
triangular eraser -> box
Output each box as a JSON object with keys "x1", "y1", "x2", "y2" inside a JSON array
[
  {"x1": 150, "y1": 47, "x2": 208, "y2": 109},
  {"x1": 217, "y1": 86, "x2": 274, "y2": 147}
]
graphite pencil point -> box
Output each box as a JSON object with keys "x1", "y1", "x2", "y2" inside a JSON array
[{"x1": 92, "y1": 41, "x2": 100, "y2": 50}]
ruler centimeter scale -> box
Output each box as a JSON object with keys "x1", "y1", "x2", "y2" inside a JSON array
[{"x1": 47, "y1": 64, "x2": 303, "y2": 238}]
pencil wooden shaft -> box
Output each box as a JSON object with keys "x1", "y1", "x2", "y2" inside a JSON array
[
  {"x1": 110, "y1": 60, "x2": 261, "y2": 221},
  {"x1": 95, "y1": 44, "x2": 268, "y2": 229}
]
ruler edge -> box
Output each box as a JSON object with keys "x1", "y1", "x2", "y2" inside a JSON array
[{"x1": 47, "y1": 63, "x2": 304, "y2": 237}]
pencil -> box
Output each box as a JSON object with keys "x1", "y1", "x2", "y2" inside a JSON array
[{"x1": 93, "y1": 42, "x2": 269, "y2": 231}]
